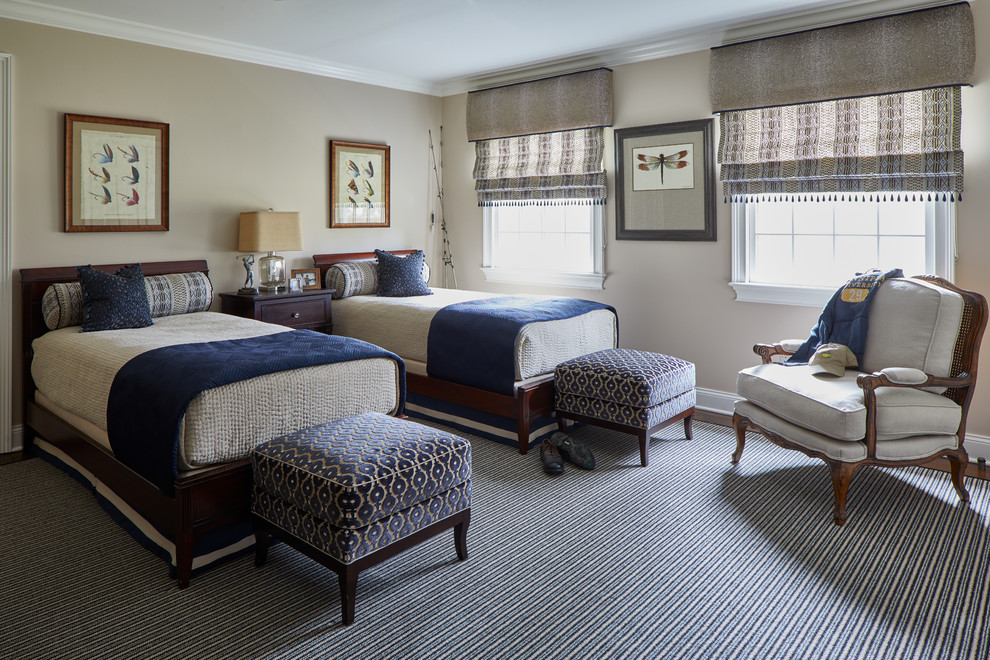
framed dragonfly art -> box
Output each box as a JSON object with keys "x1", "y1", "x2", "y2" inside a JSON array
[{"x1": 614, "y1": 119, "x2": 715, "y2": 241}]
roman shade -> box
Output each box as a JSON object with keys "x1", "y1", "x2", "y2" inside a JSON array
[
  {"x1": 718, "y1": 87, "x2": 964, "y2": 200},
  {"x1": 710, "y1": 3, "x2": 974, "y2": 113},
  {"x1": 469, "y1": 69, "x2": 611, "y2": 207},
  {"x1": 467, "y1": 68, "x2": 612, "y2": 142},
  {"x1": 472, "y1": 128, "x2": 606, "y2": 206},
  {"x1": 711, "y1": 3, "x2": 973, "y2": 201}
]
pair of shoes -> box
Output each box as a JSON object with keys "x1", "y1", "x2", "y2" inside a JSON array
[
  {"x1": 551, "y1": 432, "x2": 595, "y2": 470},
  {"x1": 541, "y1": 440, "x2": 565, "y2": 475}
]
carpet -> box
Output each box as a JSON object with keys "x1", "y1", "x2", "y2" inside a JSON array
[{"x1": 2, "y1": 421, "x2": 989, "y2": 659}]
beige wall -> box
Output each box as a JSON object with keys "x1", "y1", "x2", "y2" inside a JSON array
[
  {"x1": 7, "y1": 5, "x2": 990, "y2": 440},
  {"x1": 3, "y1": 18, "x2": 441, "y2": 426},
  {"x1": 440, "y1": 1, "x2": 990, "y2": 438}
]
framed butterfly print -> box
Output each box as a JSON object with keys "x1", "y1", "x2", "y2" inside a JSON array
[
  {"x1": 64, "y1": 113, "x2": 169, "y2": 232},
  {"x1": 614, "y1": 119, "x2": 715, "y2": 241},
  {"x1": 329, "y1": 140, "x2": 390, "y2": 228}
]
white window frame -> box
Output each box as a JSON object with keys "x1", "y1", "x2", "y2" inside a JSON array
[
  {"x1": 481, "y1": 204, "x2": 606, "y2": 290},
  {"x1": 730, "y1": 198, "x2": 956, "y2": 307}
]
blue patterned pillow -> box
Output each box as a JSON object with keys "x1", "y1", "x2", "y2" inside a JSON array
[
  {"x1": 77, "y1": 263, "x2": 153, "y2": 332},
  {"x1": 375, "y1": 250, "x2": 433, "y2": 297}
]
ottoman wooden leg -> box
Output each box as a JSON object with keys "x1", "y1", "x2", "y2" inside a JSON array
[
  {"x1": 339, "y1": 565, "x2": 358, "y2": 626},
  {"x1": 454, "y1": 511, "x2": 470, "y2": 561},
  {"x1": 639, "y1": 430, "x2": 649, "y2": 467},
  {"x1": 684, "y1": 414, "x2": 694, "y2": 440},
  {"x1": 556, "y1": 412, "x2": 568, "y2": 433}
]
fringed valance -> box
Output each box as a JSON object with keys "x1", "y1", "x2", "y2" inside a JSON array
[
  {"x1": 718, "y1": 87, "x2": 964, "y2": 202},
  {"x1": 467, "y1": 69, "x2": 612, "y2": 142},
  {"x1": 473, "y1": 128, "x2": 606, "y2": 207},
  {"x1": 710, "y1": 3, "x2": 974, "y2": 112}
]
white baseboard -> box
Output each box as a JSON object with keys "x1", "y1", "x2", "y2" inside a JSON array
[
  {"x1": 696, "y1": 387, "x2": 740, "y2": 417},
  {"x1": 2, "y1": 423, "x2": 22, "y2": 454},
  {"x1": 695, "y1": 387, "x2": 990, "y2": 463}
]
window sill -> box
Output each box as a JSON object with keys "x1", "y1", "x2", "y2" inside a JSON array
[
  {"x1": 482, "y1": 267, "x2": 605, "y2": 290},
  {"x1": 730, "y1": 281, "x2": 834, "y2": 307}
]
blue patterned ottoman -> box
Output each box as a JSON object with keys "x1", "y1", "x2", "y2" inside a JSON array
[
  {"x1": 555, "y1": 349, "x2": 696, "y2": 466},
  {"x1": 251, "y1": 412, "x2": 471, "y2": 625}
]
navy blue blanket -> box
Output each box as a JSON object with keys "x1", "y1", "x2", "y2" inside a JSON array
[
  {"x1": 107, "y1": 330, "x2": 405, "y2": 495},
  {"x1": 427, "y1": 297, "x2": 616, "y2": 395}
]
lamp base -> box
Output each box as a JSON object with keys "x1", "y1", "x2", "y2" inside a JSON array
[{"x1": 258, "y1": 251, "x2": 287, "y2": 292}]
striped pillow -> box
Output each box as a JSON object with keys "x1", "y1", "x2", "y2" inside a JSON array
[
  {"x1": 41, "y1": 271, "x2": 214, "y2": 330},
  {"x1": 144, "y1": 272, "x2": 214, "y2": 318},
  {"x1": 327, "y1": 261, "x2": 379, "y2": 299}
]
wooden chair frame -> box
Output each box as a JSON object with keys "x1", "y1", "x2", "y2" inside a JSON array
[{"x1": 732, "y1": 276, "x2": 988, "y2": 525}]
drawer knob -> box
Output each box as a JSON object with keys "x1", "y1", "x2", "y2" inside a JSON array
[{"x1": 291, "y1": 312, "x2": 300, "y2": 318}]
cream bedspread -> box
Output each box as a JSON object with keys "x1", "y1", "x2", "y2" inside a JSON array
[
  {"x1": 331, "y1": 288, "x2": 617, "y2": 381},
  {"x1": 31, "y1": 312, "x2": 401, "y2": 469}
]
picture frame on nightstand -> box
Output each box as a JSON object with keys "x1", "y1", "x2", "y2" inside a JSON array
[{"x1": 291, "y1": 268, "x2": 321, "y2": 290}]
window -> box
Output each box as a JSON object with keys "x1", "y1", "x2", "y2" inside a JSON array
[
  {"x1": 730, "y1": 197, "x2": 955, "y2": 306},
  {"x1": 482, "y1": 202, "x2": 604, "y2": 289}
]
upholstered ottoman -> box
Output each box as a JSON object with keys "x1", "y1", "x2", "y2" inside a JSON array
[
  {"x1": 251, "y1": 412, "x2": 471, "y2": 625},
  {"x1": 555, "y1": 349, "x2": 696, "y2": 466}
]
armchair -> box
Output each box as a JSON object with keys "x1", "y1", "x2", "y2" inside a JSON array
[{"x1": 732, "y1": 276, "x2": 988, "y2": 525}]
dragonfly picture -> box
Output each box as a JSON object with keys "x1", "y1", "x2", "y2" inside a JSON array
[{"x1": 636, "y1": 149, "x2": 689, "y2": 185}]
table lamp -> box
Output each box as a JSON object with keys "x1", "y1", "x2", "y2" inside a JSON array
[{"x1": 238, "y1": 210, "x2": 302, "y2": 292}]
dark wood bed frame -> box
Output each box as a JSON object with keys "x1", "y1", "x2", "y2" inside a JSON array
[
  {"x1": 313, "y1": 251, "x2": 556, "y2": 454},
  {"x1": 20, "y1": 260, "x2": 253, "y2": 589}
]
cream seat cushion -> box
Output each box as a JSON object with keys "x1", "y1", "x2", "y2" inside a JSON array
[
  {"x1": 737, "y1": 364, "x2": 961, "y2": 442},
  {"x1": 734, "y1": 400, "x2": 959, "y2": 462}
]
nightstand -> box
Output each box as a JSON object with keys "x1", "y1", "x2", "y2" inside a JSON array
[{"x1": 219, "y1": 289, "x2": 334, "y2": 334}]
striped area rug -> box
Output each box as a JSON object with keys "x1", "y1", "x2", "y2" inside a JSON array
[{"x1": 2, "y1": 421, "x2": 989, "y2": 659}]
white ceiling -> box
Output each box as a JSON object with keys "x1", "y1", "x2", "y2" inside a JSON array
[{"x1": 0, "y1": 0, "x2": 951, "y2": 95}]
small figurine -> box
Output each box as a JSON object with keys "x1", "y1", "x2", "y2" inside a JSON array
[{"x1": 236, "y1": 254, "x2": 258, "y2": 295}]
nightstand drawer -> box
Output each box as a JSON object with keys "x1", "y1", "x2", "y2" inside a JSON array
[{"x1": 259, "y1": 299, "x2": 328, "y2": 327}]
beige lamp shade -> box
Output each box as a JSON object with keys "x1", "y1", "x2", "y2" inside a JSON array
[{"x1": 238, "y1": 211, "x2": 303, "y2": 252}]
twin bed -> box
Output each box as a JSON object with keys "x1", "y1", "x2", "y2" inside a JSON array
[
  {"x1": 20, "y1": 253, "x2": 617, "y2": 587},
  {"x1": 20, "y1": 260, "x2": 403, "y2": 587},
  {"x1": 314, "y1": 251, "x2": 617, "y2": 453}
]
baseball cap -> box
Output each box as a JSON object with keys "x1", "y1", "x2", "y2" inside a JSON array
[{"x1": 809, "y1": 343, "x2": 858, "y2": 377}]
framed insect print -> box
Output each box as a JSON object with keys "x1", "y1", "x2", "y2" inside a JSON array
[
  {"x1": 64, "y1": 113, "x2": 169, "y2": 232},
  {"x1": 329, "y1": 140, "x2": 390, "y2": 228},
  {"x1": 614, "y1": 119, "x2": 715, "y2": 241}
]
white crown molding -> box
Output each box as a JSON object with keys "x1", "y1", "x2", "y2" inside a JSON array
[
  {"x1": 0, "y1": 0, "x2": 957, "y2": 97},
  {"x1": 437, "y1": 0, "x2": 956, "y2": 95},
  {"x1": 0, "y1": 0, "x2": 442, "y2": 95}
]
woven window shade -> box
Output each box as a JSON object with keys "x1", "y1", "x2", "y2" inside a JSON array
[
  {"x1": 473, "y1": 128, "x2": 606, "y2": 206},
  {"x1": 718, "y1": 87, "x2": 963, "y2": 201},
  {"x1": 710, "y1": 3, "x2": 974, "y2": 112},
  {"x1": 467, "y1": 69, "x2": 612, "y2": 142}
]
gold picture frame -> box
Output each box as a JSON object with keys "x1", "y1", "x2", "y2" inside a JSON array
[
  {"x1": 65, "y1": 113, "x2": 169, "y2": 232},
  {"x1": 291, "y1": 267, "x2": 321, "y2": 290},
  {"x1": 329, "y1": 140, "x2": 390, "y2": 228}
]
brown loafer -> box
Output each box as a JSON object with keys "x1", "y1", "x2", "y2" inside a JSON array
[{"x1": 541, "y1": 440, "x2": 565, "y2": 475}]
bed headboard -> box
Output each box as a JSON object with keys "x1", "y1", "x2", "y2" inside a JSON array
[
  {"x1": 19, "y1": 259, "x2": 210, "y2": 409},
  {"x1": 312, "y1": 250, "x2": 416, "y2": 285}
]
